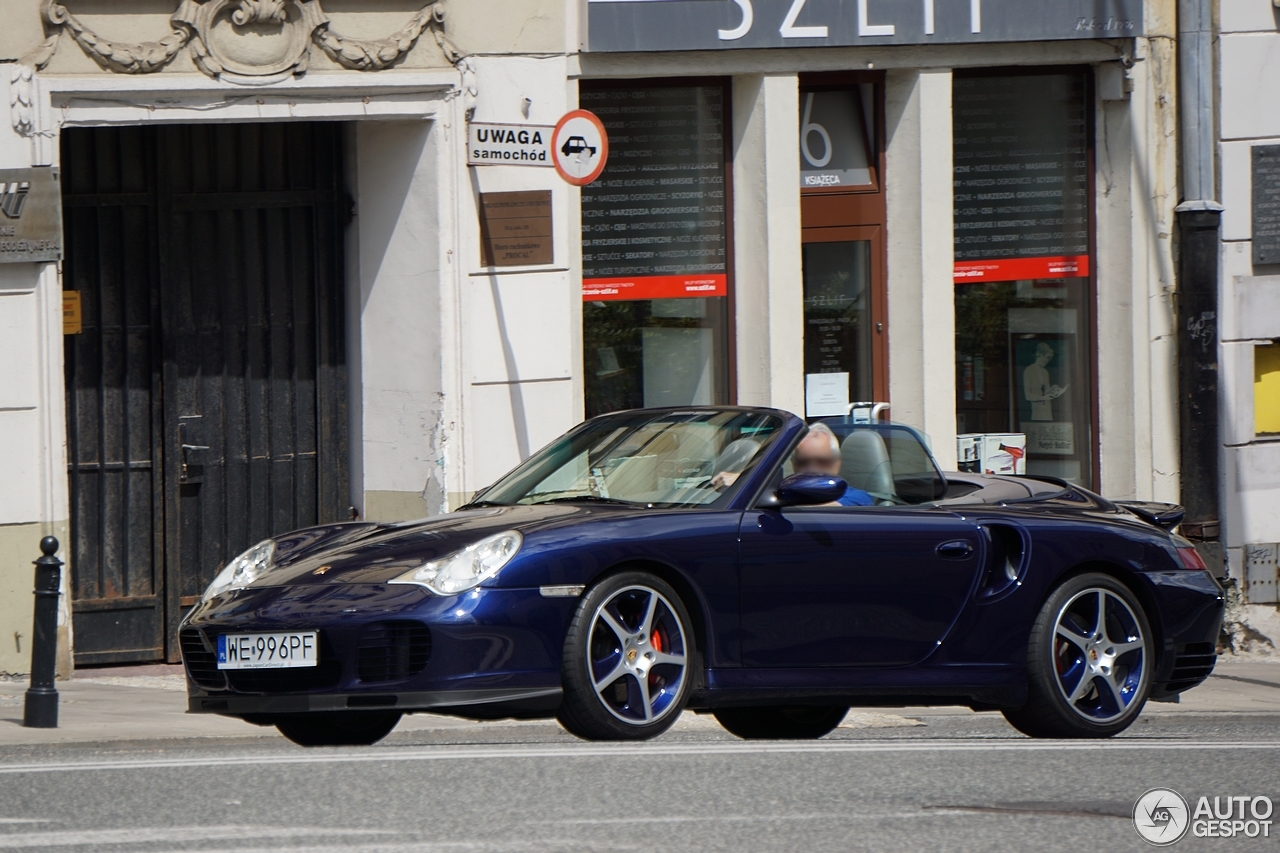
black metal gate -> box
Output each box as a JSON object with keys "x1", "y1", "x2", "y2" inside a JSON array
[{"x1": 63, "y1": 122, "x2": 349, "y2": 665}]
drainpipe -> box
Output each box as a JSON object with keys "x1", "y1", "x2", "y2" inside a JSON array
[{"x1": 1175, "y1": 0, "x2": 1224, "y2": 569}]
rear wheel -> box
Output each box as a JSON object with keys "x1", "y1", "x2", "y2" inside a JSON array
[
  {"x1": 557, "y1": 572, "x2": 694, "y2": 741},
  {"x1": 714, "y1": 706, "x2": 847, "y2": 740},
  {"x1": 1002, "y1": 572, "x2": 1152, "y2": 738},
  {"x1": 274, "y1": 711, "x2": 402, "y2": 747}
]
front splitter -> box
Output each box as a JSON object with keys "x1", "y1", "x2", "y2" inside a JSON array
[{"x1": 189, "y1": 686, "x2": 563, "y2": 717}]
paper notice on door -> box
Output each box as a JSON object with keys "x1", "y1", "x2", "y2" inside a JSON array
[{"x1": 805, "y1": 372, "x2": 850, "y2": 417}]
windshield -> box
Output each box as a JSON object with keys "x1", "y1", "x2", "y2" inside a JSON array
[{"x1": 475, "y1": 410, "x2": 786, "y2": 508}]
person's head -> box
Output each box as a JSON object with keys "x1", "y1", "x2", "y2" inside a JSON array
[
  {"x1": 1035, "y1": 342, "x2": 1054, "y2": 366},
  {"x1": 794, "y1": 423, "x2": 842, "y2": 477}
]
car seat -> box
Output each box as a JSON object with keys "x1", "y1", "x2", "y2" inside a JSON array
[
  {"x1": 839, "y1": 431, "x2": 897, "y2": 504},
  {"x1": 714, "y1": 437, "x2": 762, "y2": 477}
]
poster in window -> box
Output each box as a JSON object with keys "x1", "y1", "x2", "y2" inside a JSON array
[{"x1": 1011, "y1": 334, "x2": 1075, "y2": 455}]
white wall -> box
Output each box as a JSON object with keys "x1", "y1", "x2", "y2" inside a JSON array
[
  {"x1": 456, "y1": 56, "x2": 581, "y2": 499},
  {"x1": 885, "y1": 68, "x2": 958, "y2": 470},
  {"x1": 1218, "y1": 8, "x2": 1280, "y2": 532},
  {"x1": 1094, "y1": 40, "x2": 1180, "y2": 502},
  {"x1": 731, "y1": 73, "x2": 804, "y2": 417},
  {"x1": 0, "y1": 65, "x2": 73, "y2": 675},
  {"x1": 1217, "y1": 1, "x2": 1280, "y2": 599},
  {"x1": 352, "y1": 119, "x2": 446, "y2": 521}
]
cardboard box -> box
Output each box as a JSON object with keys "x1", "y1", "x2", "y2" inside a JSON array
[
  {"x1": 956, "y1": 434, "x2": 981, "y2": 472},
  {"x1": 958, "y1": 433, "x2": 1026, "y2": 475},
  {"x1": 980, "y1": 433, "x2": 1026, "y2": 475}
]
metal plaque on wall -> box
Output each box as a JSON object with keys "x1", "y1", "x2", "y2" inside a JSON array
[
  {"x1": 1253, "y1": 145, "x2": 1280, "y2": 266},
  {"x1": 0, "y1": 168, "x2": 62, "y2": 264},
  {"x1": 478, "y1": 191, "x2": 554, "y2": 267},
  {"x1": 586, "y1": 0, "x2": 1144, "y2": 52}
]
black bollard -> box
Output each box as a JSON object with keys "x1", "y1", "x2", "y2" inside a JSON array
[{"x1": 23, "y1": 536, "x2": 63, "y2": 728}]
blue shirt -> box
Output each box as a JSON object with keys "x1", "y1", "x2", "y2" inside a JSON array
[{"x1": 836, "y1": 485, "x2": 874, "y2": 506}]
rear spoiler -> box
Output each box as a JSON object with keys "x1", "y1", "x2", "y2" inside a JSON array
[{"x1": 1116, "y1": 501, "x2": 1185, "y2": 531}]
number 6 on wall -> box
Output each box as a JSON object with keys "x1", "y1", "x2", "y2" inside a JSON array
[{"x1": 718, "y1": 0, "x2": 753, "y2": 39}]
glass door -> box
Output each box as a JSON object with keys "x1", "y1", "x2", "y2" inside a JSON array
[{"x1": 801, "y1": 226, "x2": 884, "y2": 417}]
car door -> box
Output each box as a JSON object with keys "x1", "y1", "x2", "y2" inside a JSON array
[{"x1": 738, "y1": 505, "x2": 983, "y2": 667}]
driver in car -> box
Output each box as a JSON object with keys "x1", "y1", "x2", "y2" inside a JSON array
[{"x1": 792, "y1": 423, "x2": 874, "y2": 507}]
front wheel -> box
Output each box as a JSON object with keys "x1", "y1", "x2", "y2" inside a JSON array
[
  {"x1": 1002, "y1": 572, "x2": 1152, "y2": 738},
  {"x1": 714, "y1": 706, "x2": 847, "y2": 740},
  {"x1": 275, "y1": 711, "x2": 402, "y2": 747},
  {"x1": 557, "y1": 572, "x2": 695, "y2": 741}
]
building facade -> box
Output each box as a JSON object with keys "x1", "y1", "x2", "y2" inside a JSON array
[
  {"x1": 1217, "y1": 0, "x2": 1280, "y2": 610},
  {"x1": 0, "y1": 0, "x2": 1181, "y2": 671}
]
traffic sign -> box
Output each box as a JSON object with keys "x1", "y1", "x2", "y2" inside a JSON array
[{"x1": 552, "y1": 110, "x2": 609, "y2": 186}]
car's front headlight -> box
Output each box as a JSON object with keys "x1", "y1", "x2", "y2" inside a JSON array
[
  {"x1": 388, "y1": 530, "x2": 523, "y2": 596},
  {"x1": 202, "y1": 540, "x2": 276, "y2": 602}
]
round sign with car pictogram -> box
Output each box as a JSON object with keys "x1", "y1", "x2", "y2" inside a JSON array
[{"x1": 552, "y1": 110, "x2": 609, "y2": 186}]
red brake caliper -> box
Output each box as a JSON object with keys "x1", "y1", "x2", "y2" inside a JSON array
[{"x1": 649, "y1": 628, "x2": 665, "y2": 690}]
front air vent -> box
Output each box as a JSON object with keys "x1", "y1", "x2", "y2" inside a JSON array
[
  {"x1": 357, "y1": 621, "x2": 432, "y2": 684},
  {"x1": 975, "y1": 523, "x2": 1029, "y2": 602},
  {"x1": 1165, "y1": 642, "x2": 1216, "y2": 692},
  {"x1": 180, "y1": 629, "x2": 226, "y2": 691}
]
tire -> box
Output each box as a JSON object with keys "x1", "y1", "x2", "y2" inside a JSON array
[
  {"x1": 275, "y1": 711, "x2": 402, "y2": 747},
  {"x1": 714, "y1": 706, "x2": 847, "y2": 740},
  {"x1": 557, "y1": 572, "x2": 695, "y2": 741},
  {"x1": 1002, "y1": 572, "x2": 1153, "y2": 738}
]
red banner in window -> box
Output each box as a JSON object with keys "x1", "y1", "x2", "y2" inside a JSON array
[
  {"x1": 582, "y1": 274, "x2": 727, "y2": 301},
  {"x1": 953, "y1": 255, "x2": 1090, "y2": 283}
]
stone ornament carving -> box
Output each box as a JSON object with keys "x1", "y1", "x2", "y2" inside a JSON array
[
  {"x1": 314, "y1": 4, "x2": 443, "y2": 72},
  {"x1": 175, "y1": 0, "x2": 330, "y2": 81},
  {"x1": 26, "y1": 0, "x2": 451, "y2": 81}
]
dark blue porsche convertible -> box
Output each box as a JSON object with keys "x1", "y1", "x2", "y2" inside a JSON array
[{"x1": 181, "y1": 407, "x2": 1224, "y2": 745}]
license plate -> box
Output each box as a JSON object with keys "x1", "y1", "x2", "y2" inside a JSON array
[{"x1": 216, "y1": 632, "x2": 318, "y2": 670}]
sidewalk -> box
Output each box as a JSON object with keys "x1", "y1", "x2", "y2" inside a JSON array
[{"x1": 0, "y1": 658, "x2": 1277, "y2": 746}]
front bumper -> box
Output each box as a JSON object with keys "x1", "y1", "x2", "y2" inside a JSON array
[{"x1": 181, "y1": 583, "x2": 574, "y2": 718}]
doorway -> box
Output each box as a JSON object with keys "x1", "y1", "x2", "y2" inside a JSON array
[
  {"x1": 62, "y1": 122, "x2": 350, "y2": 665},
  {"x1": 799, "y1": 74, "x2": 888, "y2": 416}
]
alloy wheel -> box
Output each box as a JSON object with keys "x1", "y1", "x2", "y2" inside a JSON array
[
  {"x1": 1051, "y1": 587, "x2": 1148, "y2": 723},
  {"x1": 586, "y1": 585, "x2": 688, "y2": 725}
]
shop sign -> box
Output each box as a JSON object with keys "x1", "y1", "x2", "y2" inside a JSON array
[
  {"x1": 478, "y1": 191, "x2": 554, "y2": 266},
  {"x1": 586, "y1": 0, "x2": 1143, "y2": 52},
  {"x1": 0, "y1": 168, "x2": 62, "y2": 264},
  {"x1": 468, "y1": 122, "x2": 554, "y2": 167}
]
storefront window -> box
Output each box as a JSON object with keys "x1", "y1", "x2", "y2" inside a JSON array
[
  {"x1": 580, "y1": 82, "x2": 730, "y2": 418},
  {"x1": 952, "y1": 71, "x2": 1095, "y2": 486}
]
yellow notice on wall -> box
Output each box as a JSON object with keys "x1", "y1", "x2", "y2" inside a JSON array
[
  {"x1": 62, "y1": 291, "x2": 81, "y2": 335},
  {"x1": 1255, "y1": 343, "x2": 1280, "y2": 435}
]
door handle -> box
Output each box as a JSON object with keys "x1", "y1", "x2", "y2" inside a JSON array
[
  {"x1": 936, "y1": 540, "x2": 974, "y2": 559},
  {"x1": 177, "y1": 420, "x2": 209, "y2": 484}
]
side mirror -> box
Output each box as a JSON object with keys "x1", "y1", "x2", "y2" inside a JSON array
[{"x1": 776, "y1": 474, "x2": 847, "y2": 506}]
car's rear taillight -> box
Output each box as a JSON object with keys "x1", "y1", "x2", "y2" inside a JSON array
[{"x1": 1175, "y1": 546, "x2": 1208, "y2": 570}]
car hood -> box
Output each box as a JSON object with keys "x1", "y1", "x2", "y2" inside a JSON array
[{"x1": 253, "y1": 504, "x2": 637, "y2": 588}]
